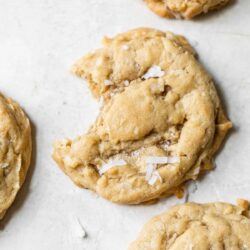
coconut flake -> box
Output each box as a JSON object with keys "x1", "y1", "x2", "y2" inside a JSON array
[
  {"x1": 99, "y1": 159, "x2": 127, "y2": 175},
  {"x1": 145, "y1": 156, "x2": 180, "y2": 166},
  {"x1": 122, "y1": 44, "x2": 129, "y2": 50},
  {"x1": 145, "y1": 164, "x2": 156, "y2": 180},
  {"x1": 145, "y1": 164, "x2": 162, "y2": 185},
  {"x1": 167, "y1": 156, "x2": 180, "y2": 164},
  {"x1": 145, "y1": 156, "x2": 169, "y2": 164},
  {"x1": 142, "y1": 65, "x2": 165, "y2": 80},
  {"x1": 124, "y1": 80, "x2": 129, "y2": 87},
  {"x1": 104, "y1": 79, "x2": 113, "y2": 86},
  {"x1": 96, "y1": 58, "x2": 103, "y2": 66},
  {"x1": 0, "y1": 163, "x2": 9, "y2": 169},
  {"x1": 74, "y1": 217, "x2": 87, "y2": 238},
  {"x1": 148, "y1": 171, "x2": 161, "y2": 186}
]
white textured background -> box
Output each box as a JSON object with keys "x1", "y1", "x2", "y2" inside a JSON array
[{"x1": 0, "y1": 0, "x2": 250, "y2": 249}]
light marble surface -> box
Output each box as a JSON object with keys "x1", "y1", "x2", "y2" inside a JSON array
[{"x1": 0, "y1": 0, "x2": 250, "y2": 249}]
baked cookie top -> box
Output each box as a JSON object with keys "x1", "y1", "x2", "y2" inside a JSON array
[
  {"x1": 53, "y1": 28, "x2": 231, "y2": 204},
  {"x1": 144, "y1": 0, "x2": 230, "y2": 19},
  {"x1": 129, "y1": 202, "x2": 250, "y2": 249},
  {"x1": 0, "y1": 93, "x2": 32, "y2": 219}
]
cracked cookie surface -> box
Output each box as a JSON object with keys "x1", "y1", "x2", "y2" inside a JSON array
[
  {"x1": 129, "y1": 202, "x2": 250, "y2": 249},
  {"x1": 144, "y1": 0, "x2": 230, "y2": 19},
  {"x1": 53, "y1": 28, "x2": 231, "y2": 204},
  {"x1": 0, "y1": 93, "x2": 32, "y2": 219}
]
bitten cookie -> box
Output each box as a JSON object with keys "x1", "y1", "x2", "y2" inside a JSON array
[
  {"x1": 0, "y1": 93, "x2": 32, "y2": 219},
  {"x1": 129, "y1": 202, "x2": 250, "y2": 249},
  {"x1": 53, "y1": 28, "x2": 231, "y2": 204},
  {"x1": 144, "y1": 0, "x2": 230, "y2": 19}
]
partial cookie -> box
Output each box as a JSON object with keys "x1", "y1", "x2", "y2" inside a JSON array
[
  {"x1": 53, "y1": 28, "x2": 231, "y2": 204},
  {"x1": 0, "y1": 93, "x2": 32, "y2": 219},
  {"x1": 129, "y1": 202, "x2": 250, "y2": 249},
  {"x1": 144, "y1": 0, "x2": 230, "y2": 19}
]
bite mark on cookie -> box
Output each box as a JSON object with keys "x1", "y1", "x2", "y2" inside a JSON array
[{"x1": 53, "y1": 28, "x2": 232, "y2": 204}]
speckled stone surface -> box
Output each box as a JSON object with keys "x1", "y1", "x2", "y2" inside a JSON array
[{"x1": 0, "y1": 1, "x2": 250, "y2": 249}]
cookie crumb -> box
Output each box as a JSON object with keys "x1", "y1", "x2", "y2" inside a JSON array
[
  {"x1": 237, "y1": 199, "x2": 249, "y2": 210},
  {"x1": 174, "y1": 187, "x2": 185, "y2": 199},
  {"x1": 75, "y1": 217, "x2": 87, "y2": 239}
]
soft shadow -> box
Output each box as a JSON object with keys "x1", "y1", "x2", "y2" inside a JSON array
[
  {"x1": 193, "y1": 0, "x2": 237, "y2": 22},
  {"x1": 196, "y1": 46, "x2": 234, "y2": 120},
  {"x1": 0, "y1": 120, "x2": 37, "y2": 229},
  {"x1": 211, "y1": 75, "x2": 237, "y2": 155}
]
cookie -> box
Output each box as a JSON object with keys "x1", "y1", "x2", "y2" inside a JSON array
[
  {"x1": 144, "y1": 0, "x2": 230, "y2": 19},
  {"x1": 129, "y1": 202, "x2": 250, "y2": 249},
  {"x1": 0, "y1": 93, "x2": 32, "y2": 219},
  {"x1": 53, "y1": 28, "x2": 231, "y2": 204}
]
